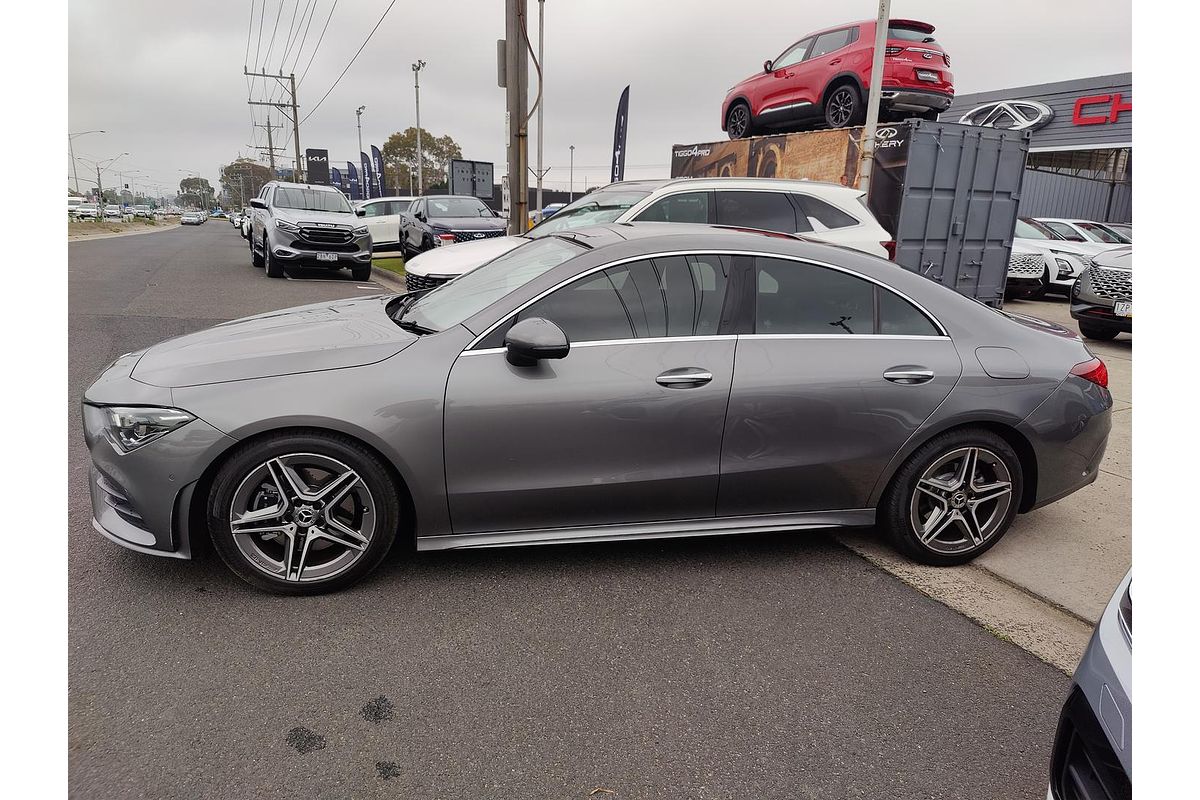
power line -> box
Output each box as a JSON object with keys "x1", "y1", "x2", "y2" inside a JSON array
[
  {"x1": 277, "y1": 0, "x2": 304, "y2": 71},
  {"x1": 260, "y1": 0, "x2": 287, "y2": 72},
  {"x1": 285, "y1": 0, "x2": 319, "y2": 75},
  {"x1": 300, "y1": 0, "x2": 397, "y2": 125},
  {"x1": 253, "y1": 0, "x2": 267, "y2": 72},
  {"x1": 297, "y1": 0, "x2": 338, "y2": 87}
]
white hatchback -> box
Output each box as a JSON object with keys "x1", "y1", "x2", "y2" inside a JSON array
[{"x1": 405, "y1": 178, "x2": 893, "y2": 292}]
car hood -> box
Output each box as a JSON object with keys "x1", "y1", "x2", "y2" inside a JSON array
[
  {"x1": 428, "y1": 216, "x2": 508, "y2": 232},
  {"x1": 277, "y1": 208, "x2": 359, "y2": 227},
  {"x1": 131, "y1": 295, "x2": 416, "y2": 388},
  {"x1": 1015, "y1": 237, "x2": 1114, "y2": 258},
  {"x1": 1093, "y1": 247, "x2": 1132, "y2": 270},
  {"x1": 405, "y1": 236, "x2": 526, "y2": 278}
]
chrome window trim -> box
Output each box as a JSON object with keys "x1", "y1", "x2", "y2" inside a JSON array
[
  {"x1": 740, "y1": 333, "x2": 950, "y2": 341},
  {"x1": 464, "y1": 248, "x2": 949, "y2": 351},
  {"x1": 461, "y1": 334, "x2": 737, "y2": 357}
]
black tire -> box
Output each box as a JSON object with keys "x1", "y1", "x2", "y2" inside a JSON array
[
  {"x1": 880, "y1": 428, "x2": 1023, "y2": 566},
  {"x1": 726, "y1": 101, "x2": 754, "y2": 140},
  {"x1": 351, "y1": 261, "x2": 372, "y2": 281},
  {"x1": 917, "y1": 109, "x2": 941, "y2": 122},
  {"x1": 251, "y1": 232, "x2": 264, "y2": 267},
  {"x1": 824, "y1": 84, "x2": 865, "y2": 128},
  {"x1": 1078, "y1": 320, "x2": 1120, "y2": 341},
  {"x1": 1024, "y1": 266, "x2": 1050, "y2": 301},
  {"x1": 264, "y1": 237, "x2": 285, "y2": 278},
  {"x1": 207, "y1": 431, "x2": 401, "y2": 595}
]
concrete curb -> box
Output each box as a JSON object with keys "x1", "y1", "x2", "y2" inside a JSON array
[
  {"x1": 68, "y1": 222, "x2": 183, "y2": 242},
  {"x1": 371, "y1": 266, "x2": 407, "y2": 293}
]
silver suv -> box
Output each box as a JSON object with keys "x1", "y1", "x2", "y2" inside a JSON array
[{"x1": 249, "y1": 181, "x2": 372, "y2": 280}]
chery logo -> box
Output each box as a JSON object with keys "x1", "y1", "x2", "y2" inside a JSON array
[
  {"x1": 1072, "y1": 93, "x2": 1131, "y2": 126},
  {"x1": 958, "y1": 100, "x2": 1055, "y2": 132}
]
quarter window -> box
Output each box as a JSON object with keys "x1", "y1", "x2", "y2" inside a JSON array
[
  {"x1": 794, "y1": 194, "x2": 860, "y2": 230},
  {"x1": 715, "y1": 191, "x2": 798, "y2": 233},
  {"x1": 878, "y1": 289, "x2": 940, "y2": 336}
]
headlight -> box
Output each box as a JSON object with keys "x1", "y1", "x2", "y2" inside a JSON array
[
  {"x1": 103, "y1": 406, "x2": 195, "y2": 453},
  {"x1": 275, "y1": 219, "x2": 300, "y2": 232},
  {"x1": 353, "y1": 225, "x2": 369, "y2": 235},
  {"x1": 1054, "y1": 257, "x2": 1074, "y2": 279}
]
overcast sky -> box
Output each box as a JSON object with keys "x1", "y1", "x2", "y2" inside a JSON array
[{"x1": 68, "y1": 0, "x2": 1131, "y2": 199}]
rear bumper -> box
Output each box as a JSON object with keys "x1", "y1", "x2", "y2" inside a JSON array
[
  {"x1": 881, "y1": 86, "x2": 954, "y2": 112},
  {"x1": 1019, "y1": 374, "x2": 1113, "y2": 510}
]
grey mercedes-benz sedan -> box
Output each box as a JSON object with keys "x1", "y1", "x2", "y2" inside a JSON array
[{"x1": 83, "y1": 224, "x2": 1113, "y2": 594}]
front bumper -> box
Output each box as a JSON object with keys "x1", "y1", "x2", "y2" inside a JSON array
[
  {"x1": 270, "y1": 242, "x2": 372, "y2": 269},
  {"x1": 83, "y1": 403, "x2": 236, "y2": 558}
]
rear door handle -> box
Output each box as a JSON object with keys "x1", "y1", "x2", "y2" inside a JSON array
[
  {"x1": 656, "y1": 368, "x2": 713, "y2": 388},
  {"x1": 829, "y1": 58, "x2": 842, "y2": 65},
  {"x1": 883, "y1": 367, "x2": 935, "y2": 385}
]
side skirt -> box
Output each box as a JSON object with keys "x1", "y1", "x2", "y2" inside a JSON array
[{"x1": 416, "y1": 509, "x2": 876, "y2": 551}]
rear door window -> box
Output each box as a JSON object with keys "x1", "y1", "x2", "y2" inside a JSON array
[
  {"x1": 715, "y1": 191, "x2": 799, "y2": 233},
  {"x1": 755, "y1": 257, "x2": 873, "y2": 335},
  {"x1": 633, "y1": 192, "x2": 711, "y2": 224},
  {"x1": 878, "y1": 289, "x2": 941, "y2": 336},
  {"x1": 810, "y1": 29, "x2": 852, "y2": 59}
]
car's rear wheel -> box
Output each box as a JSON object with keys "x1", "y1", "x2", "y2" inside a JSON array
[
  {"x1": 726, "y1": 102, "x2": 753, "y2": 140},
  {"x1": 881, "y1": 428, "x2": 1022, "y2": 566},
  {"x1": 824, "y1": 84, "x2": 865, "y2": 128},
  {"x1": 1078, "y1": 320, "x2": 1120, "y2": 340},
  {"x1": 264, "y1": 237, "x2": 285, "y2": 278},
  {"x1": 208, "y1": 432, "x2": 401, "y2": 594}
]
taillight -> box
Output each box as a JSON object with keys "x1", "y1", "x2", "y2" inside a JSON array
[
  {"x1": 885, "y1": 46, "x2": 903, "y2": 56},
  {"x1": 942, "y1": 53, "x2": 950, "y2": 67},
  {"x1": 1070, "y1": 358, "x2": 1108, "y2": 388},
  {"x1": 881, "y1": 240, "x2": 896, "y2": 260}
]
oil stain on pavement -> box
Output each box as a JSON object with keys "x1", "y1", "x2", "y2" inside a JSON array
[
  {"x1": 360, "y1": 695, "x2": 394, "y2": 724},
  {"x1": 285, "y1": 726, "x2": 326, "y2": 754}
]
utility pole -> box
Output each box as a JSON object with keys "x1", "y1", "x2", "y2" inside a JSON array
[
  {"x1": 569, "y1": 145, "x2": 575, "y2": 202},
  {"x1": 412, "y1": 60, "x2": 426, "y2": 195},
  {"x1": 535, "y1": 0, "x2": 545, "y2": 218},
  {"x1": 68, "y1": 130, "x2": 105, "y2": 194},
  {"x1": 504, "y1": 0, "x2": 529, "y2": 234},
  {"x1": 95, "y1": 165, "x2": 103, "y2": 209},
  {"x1": 254, "y1": 116, "x2": 283, "y2": 171},
  {"x1": 858, "y1": 0, "x2": 891, "y2": 198},
  {"x1": 246, "y1": 68, "x2": 303, "y2": 181}
]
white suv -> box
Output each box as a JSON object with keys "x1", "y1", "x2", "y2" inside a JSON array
[{"x1": 403, "y1": 178, "x2": 893, "y2": 293}]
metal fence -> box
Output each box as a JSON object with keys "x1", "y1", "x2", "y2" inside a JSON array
[{"x1": 1017, "y1": 168, "x2": 1131, "y2": 223}]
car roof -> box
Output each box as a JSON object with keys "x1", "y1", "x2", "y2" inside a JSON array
[
  {"x1": 588, "y1": 176, "x2": 864, "y2": 198},
  {"x1": 360, "y1": 196, "x2": 413, "y2": 202},
  {"x1": 267, "y1": 181, "x2": 342, "y2": 191}
]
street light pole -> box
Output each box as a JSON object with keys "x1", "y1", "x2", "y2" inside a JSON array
[
  {"x1": 68, "y1": 130, "x2": 105, "y2": 194},
  {"x1": 355, "y1": 106, "x2": 366, "y2": 199},
  {"x1": 535, "y1": 0, "x2": 544, "y2": 218},
  {"x1": 569, "y1": 145, "x2": 575, "y2": 202},
  {"x1": 412, "y1": 60, "x2": 427, "y2": 195}
]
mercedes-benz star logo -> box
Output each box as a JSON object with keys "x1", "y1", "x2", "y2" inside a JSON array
[{"x1": 958, "y1": 100, "x2": 1055, "y2": 132}]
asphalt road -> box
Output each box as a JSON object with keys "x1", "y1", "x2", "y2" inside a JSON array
[{"x1": 69, "y1": 222, "x2": 1068, "y2": 799}]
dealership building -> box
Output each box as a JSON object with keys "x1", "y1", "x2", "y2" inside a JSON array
[{"x1": 943, "y1": 72, "x2": 1131, "y2": 223}]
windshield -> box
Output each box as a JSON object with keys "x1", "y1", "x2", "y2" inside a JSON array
[
  {"x1": 426, "y1": 197, "x2": 493, "y2": 217},
  {"x1": 274, "y1": 187, "x2": 352, "y2": 213},
  {"x1": 1078, "y1": 222, "x2": 1131, "y2": 244},
  {"x1": 398, "y1": 237, "x2": 583, "y2": 332},
  {"x1": 528, "y1": 187, "x2": 654, "y2": 237},
  {"x1": 1015, "y1": 218, "x2": 1061, "y2": 240}
]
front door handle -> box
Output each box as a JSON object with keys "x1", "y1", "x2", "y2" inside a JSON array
[
  {"x1": 656, "y1": 367, "x2": 713, "y2": 388},
  {"x1": 829, "y1": 58, "x2": 842, "y2": 65},
  {"x1": 884, "y1": 367, "x2": 935, "y2": 385}
]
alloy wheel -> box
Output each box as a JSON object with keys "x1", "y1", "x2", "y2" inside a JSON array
[
  {"x1": 908, "y1": 446, "x2": 1013, "y2": 555},
  {"x1": 827, "y1": 88, "x2": 856, "y2": 127},
  {"x1": 727, "y1": 105, "x2": 750, "y2": 138},
  {"x1": 228, "y1": 453, "x2": 376, "y2": 583}
]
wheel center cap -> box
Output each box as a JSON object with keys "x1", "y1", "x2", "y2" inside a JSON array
[
  {"x1": 294, "y1": 506, "x2": 317, "y2": 526},
  {"x1": 950, "y1": 491, "x2": 968, "y2": 509}
]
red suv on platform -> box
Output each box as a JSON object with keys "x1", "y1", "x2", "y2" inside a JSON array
[{"x1": 721, "y1": 18, "x2": 954, "y2": 138}]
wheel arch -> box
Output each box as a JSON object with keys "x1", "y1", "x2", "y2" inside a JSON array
[
  {"x1": 722, "y1": 96, "x2": 754, "y2": 131},
  {"x1": 870, "y1": 419, "x2": 1039, "y2": 514},
  {"x1": 821, "y1": 73, "x2": 866, "y2": 108},
  {"x1": 183, "y1": 423, "x2": 419, "y2": 557}
]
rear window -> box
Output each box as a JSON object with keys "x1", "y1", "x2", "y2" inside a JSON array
[{"x1": 888, "y1": 25, "x2": 936, "y2": 43}]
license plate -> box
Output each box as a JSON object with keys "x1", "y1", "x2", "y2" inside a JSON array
[
  {"x1": 315, "y1": 252, "x2": 338, "y2": 262},
  {"x1": 1113, "y1": 301, "x2": 1132, "y2": 317},
  {"x1": 916, "y1": 69, "x2": 939, "y2": 82}
]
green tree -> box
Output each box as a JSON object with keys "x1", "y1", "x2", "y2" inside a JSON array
[
  {"x1": 179, "y1": 176, "x2": 214, "y2": 208},
  {"x1": 219, "y1": 159, "x2": 273, "y2": 208},
  {"x1": 381, "y1": 127, "x2": 463, "y2": 195}
]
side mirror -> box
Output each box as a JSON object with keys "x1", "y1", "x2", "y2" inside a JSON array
[
  {"x1": 504, "y1": 317, "x2": 570, "y2": 367},
  {"x1": 414, "y1": 210, "x2": 426, "y2": 222},
  {"x1": 764, "y1": 59, "x2": 773, "y2": 73},
  {"x1": 355, "y1": 208, "x2": 366, "y2": 217},
  {"x1": 249, "y1": 198, "x2": 266, "y2": 209}
]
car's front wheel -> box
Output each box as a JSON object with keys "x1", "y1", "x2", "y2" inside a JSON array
[
  {"x1": 351, "y1": 261, "x2": 372, "y2": 281},
  {"x1": 208, "y1": 432, "x2": 401, "y2": 594},
  {"x1": 264, "y1": 237, "x2": 285, "y2": 278},
  {"x1": 881, "y1": 428, "x2": 1022, "y2": 566},
  {"x1": 726, "y1": 101, "x2": 753, "y2": 140}
]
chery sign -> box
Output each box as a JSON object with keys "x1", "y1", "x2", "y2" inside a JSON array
[{"x1": 1072, "y1": 93, "x2": 1132, "y2": 126}]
